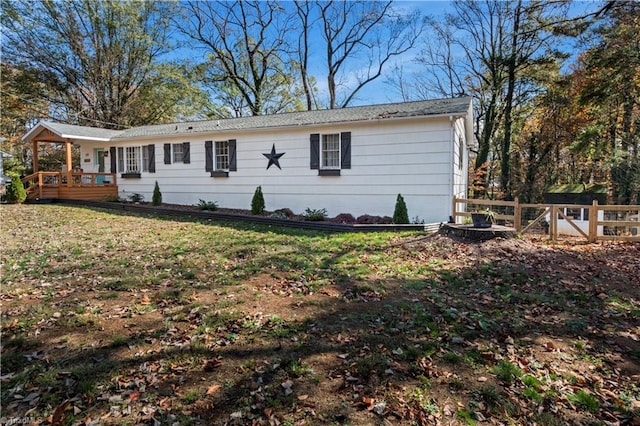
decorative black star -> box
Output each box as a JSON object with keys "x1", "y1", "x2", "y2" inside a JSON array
[{"x1": 262, "y1": 143, "x2": 285, "y2": 170}]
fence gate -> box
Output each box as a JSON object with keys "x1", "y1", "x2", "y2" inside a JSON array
[{"x1": 452, "y1": 197, "x2": 639, "y2": 242}]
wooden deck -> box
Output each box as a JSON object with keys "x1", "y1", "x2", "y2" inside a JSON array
[{"x1": 22, "y1": 171, "x2": 118, "y2": 201}]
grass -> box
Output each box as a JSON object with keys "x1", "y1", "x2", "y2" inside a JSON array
[{"x1": 0, "y1": 204, "x2": 638, "y2": 425}]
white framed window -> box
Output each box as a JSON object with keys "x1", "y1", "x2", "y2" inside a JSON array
[
  {"x1": 172, "y1": 143, "x2": 184, "y2": 163},
  {"x1": 215, "y1": 140, "x2": 229, "y2": 171},
  {"x1": 142, "y1": 146, "x2": 150, "y2": 172},
  {"x1": 125, "y1": 146, "x2": 141, "y2": 173},
  {"x1": 321, "y1": 134, "x2": 340, "y2": 169}
]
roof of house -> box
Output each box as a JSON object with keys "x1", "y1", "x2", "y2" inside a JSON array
[
  {"x1": 22, "y1": 121, "x2": 123, "y2": 142},
  {"x1": 23, "y1": 96, "x2": 472, "y2": 142},
  {"x1": 546, "y1": 183, "x2": 608, "y2": 194}
]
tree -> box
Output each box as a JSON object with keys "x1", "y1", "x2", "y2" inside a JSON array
[
  {"x1": 2, "y1": 0, "x2": 208, "y2": 128},
  {"x1": 251, "y1": 186, "x2": 265, "y2": 215},
  {"x1": 0, "y1": 64, "x2": 49, "y2": 171},
  {"x1": 152, "y1": 181, "x2": 162, "y2": 206},
  {"x1": 179, "y1": 1, "x2": 303, "y2": 116},
  {"x1": 317, "y1": 1, "x2": 424, "y2": 108},
  {"x1": 293, "y1": 0, "x2": 317, "y2": 110},
  {"x1": 575, "y1": 2, "x2": 640, "y2": 204},
  {"x1": 392, "y1": 194, "x2": 409, "y2": 224},
  {"x1": 408, "y1": 0, "x2": 602, "y2": 199},
  {"x1": 4, "y1": 172, "x2": 27, "y2": 204}
]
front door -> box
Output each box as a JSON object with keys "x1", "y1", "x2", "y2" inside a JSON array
[{"x1": 94, "y1": 148, "x2": 105, "y2": 183}]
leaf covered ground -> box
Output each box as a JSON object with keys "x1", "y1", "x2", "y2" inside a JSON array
[{"x1": 1, "y1": 204, "x2": 639, "y2": 426}]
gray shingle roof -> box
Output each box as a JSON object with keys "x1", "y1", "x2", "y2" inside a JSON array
[
  {"x1": 39, "y1": 122, "x2": 124, "y2": 140},
  {"x1": 117, "y1": 96, "x2": 471, "y2": 139},
  {"x1": 25, "y1": 97, "x2": 471, "y2": 142}
]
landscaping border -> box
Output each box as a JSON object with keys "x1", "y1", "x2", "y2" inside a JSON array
[{"x1": 58, "y1": 199, "x2": 440, "y2": 233}]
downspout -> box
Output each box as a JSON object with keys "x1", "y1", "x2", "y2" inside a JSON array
[{"x1": 449, "y1": 115, "x2": 455, "y2": 222}]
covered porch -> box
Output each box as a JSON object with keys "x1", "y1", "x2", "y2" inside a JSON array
[{"x1": 21, "y1": 122, "x2": 119, "y2": 201}]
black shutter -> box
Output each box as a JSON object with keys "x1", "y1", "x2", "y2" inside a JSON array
[
  {"x1": 110, "y1": 147, "x2": 117, "y2": 173},
  {"x1": 164, "y1": 143, "x2": 171, "y2": 164},
  {"x1": 183, "y1": 142, "x2": 190, "y2": 164},
  {"x1": 340, "y1": 132, "x2": 351, "y2": 169},
  {"x1": 228, "y1": 139, "x2": 237, "y2": 171},
  {"x1": 310, "y1": 133, "x2": 320, "y2": 169},
  {"x1": 117, "y1": 147, "x2": 124, "y2": 172},
  {"x1": 148, "y1": 144, "x2": 155, "y2": 173},
  {"x1": 205, "y1": 141, "x2": 213, "y2": 172}
]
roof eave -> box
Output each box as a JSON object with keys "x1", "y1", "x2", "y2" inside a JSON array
[{"x1": 114, "y1": 110, "x2": 471, "y2": 142}]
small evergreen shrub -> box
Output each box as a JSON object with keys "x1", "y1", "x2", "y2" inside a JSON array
[
  {"x1": 197, "y1": 199, "x2": 218, "y2": 211},
  {"x1": 4, "y1": 172, "x2": 26, "y2": 204},
  {"x1": 152, "y1": 181, "x2": 162, "y2": 206},
  {"x1": 393, "y1": 194, "x2": 409, "y2": 224},
  {"x1": 251, "y1": 186, "x2": 265, "y2": 215},
  {"x1": 303, "y1": 208, "x2": 327, "y2": 221}
]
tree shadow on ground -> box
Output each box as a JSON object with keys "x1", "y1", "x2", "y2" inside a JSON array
[{"x1": 2, "y1": 208, "x2": 638, "y2": 425}]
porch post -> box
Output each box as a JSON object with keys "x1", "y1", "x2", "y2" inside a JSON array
[
  {"x1": 65, "y1": 140, "x2": 73, "y2": 172},
  {"x1": 32, "y1": 140, "x2": 39, "y2": 173},
  {"x1": 65, "y1": 139, "x2": 73, "y2": 187}
]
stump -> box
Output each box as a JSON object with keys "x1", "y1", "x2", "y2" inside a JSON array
[{"x1": 441, "y1": 223, "x2": 517, "y2": 241}]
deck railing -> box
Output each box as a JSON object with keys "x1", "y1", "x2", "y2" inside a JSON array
[{"x1": 23, "y1": 171, "x2": 117, "y2": 200}]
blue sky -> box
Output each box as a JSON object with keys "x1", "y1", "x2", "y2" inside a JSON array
[{"x1": 171, "y1": 1, "x2": 604, "y2": 108}]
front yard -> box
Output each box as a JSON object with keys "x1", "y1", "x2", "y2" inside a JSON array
[{"x1": 1, "y1": 204, "x2": 638, "y2": 425}]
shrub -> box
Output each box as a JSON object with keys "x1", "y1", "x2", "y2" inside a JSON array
[
  {"x1": 303, "y1": 208, "x2": 327, "y2": 221},
  {"x1": 332, "y1": 213, "x2": 356, "y2": 224},
  {"x1": 128, "y1": 193, "x2": 144, "y2": 203},
  {"x1": 393, "y1": 194, "x2": 409, "y2": 224},
  {"x1": 274, "y1": 208, "x2": 294, "y2": 217},
  {"x1": 104, "y1": 194, "x2": 123, "y2": 202},
  {"x1": 4, "y1": 172, "x2": 26, "y2": 204},
  {"x1": 251, "y1": 186, "x2": 265, "y2": 215},
  {"x1": 197, "y1": 199, "x2": 218, "y2": 211},
  {"x1": 152, "y1": 181, "x2": 162, "y2": 206}
]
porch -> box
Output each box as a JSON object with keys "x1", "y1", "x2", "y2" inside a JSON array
[
  {"x1": 20, "y1": 122, "x2": 120, "y2": 201},
  {"x1": 22, "y1": 171, "x2": 118, "y2": 201}
]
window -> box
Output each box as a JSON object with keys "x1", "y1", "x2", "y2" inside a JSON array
[
  {"x1": 110, "y1": 145, "x2": 155, "y2": 175},
  {"x1": 458, "y1": 137, "x2": 464, "y2": 170},
  {"x1": 164, "y1": 142, "x2": 190, "y2": 164},
  {"x1": 310, "y1": 132, "x2": 351, "y2": 175},
  {"x1": 322, "y1": 134, "x2": 340, "y2": 169},
  {"x1": 172, "y1": 143, "x2": 184, "y2": 163},
  {"x1": 215, "y1": 141, "x2": 229, "y2": 170},
  {"x1": 125, "y1": 146, "x2": 141, "y2": 173},
  {"x1": 565, "y1": 207, "x2": 582, "y2": 220},
  {"x1": 142, "y1": 146, "x2": 150, "y2": 172},
  {"x1": 205, "y1": 140, "x2": 236, "y2": 176}
]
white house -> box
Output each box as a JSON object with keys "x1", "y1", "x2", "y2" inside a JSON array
[{"x1": 22, "y1": 97, "x2": 473, "y2": 223}]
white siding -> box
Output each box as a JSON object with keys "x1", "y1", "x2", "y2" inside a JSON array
[{"x1": 78, "y1": 116, "x2": 467, "y2": 223}]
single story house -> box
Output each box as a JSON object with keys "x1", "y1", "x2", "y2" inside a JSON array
[{"x1": 22, "y1": 96, "x2": 473, "y2": 223}]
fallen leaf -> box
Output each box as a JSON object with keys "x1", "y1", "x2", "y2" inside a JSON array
[{"x1": 207, "y1": 384, "x2": 221, "y2": 395}]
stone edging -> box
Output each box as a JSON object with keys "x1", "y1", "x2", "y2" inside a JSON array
[{"x1": 59, "y1": 199, "x2": 440, "y2": 233}]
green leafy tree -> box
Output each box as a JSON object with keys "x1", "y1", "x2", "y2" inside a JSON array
[
  {"x1": 576, "y1": 2, "x2": 640, "y2": 204},
  {"x1": 2, "y1": 0, "x2": 210, "y2": 128},
  {"x1": 4, "y1": 172, "x2": 27, "y2": 204},
  {"x1": 392, "y1": 194, "x2": 409, "y2": 224},
  {"x1": 251, "y1": 186, "x2": 265, "y2": 215},
  {"x1": 152, "y1": 181, "x2": 162, "y2": 206}
]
